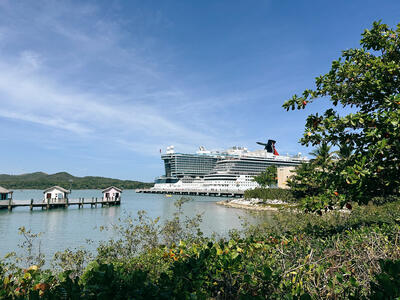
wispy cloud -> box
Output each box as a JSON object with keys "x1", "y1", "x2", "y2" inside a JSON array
[
  {"x1": 0, "y1": 1, "x2": 241, "y2": 156},
  {"x1": 0, "y1": 109, "x2": 91, "y2": 135},
  {"x1": 0, "y1": 57, "x2": 218, "y2": 146}
]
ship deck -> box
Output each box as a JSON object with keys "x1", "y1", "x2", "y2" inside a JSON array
[{"x1": 135, "y1": 188, "x2": 244, "y2": 197}]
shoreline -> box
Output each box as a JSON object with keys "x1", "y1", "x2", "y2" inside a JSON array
[
  {"x1": 216, "y1": 198, "x2": 294, "y2": 211},
  {"x1": 217, "y1": 198, "x2": 351, "y2": 214}
]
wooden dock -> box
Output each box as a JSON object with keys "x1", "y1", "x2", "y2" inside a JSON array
[
  {"x1": 135, "y1": 188, "x2": 244, "y2": 198},
  {"x1": 0, "y1": 197, "x2": 121, "y2": 211}
]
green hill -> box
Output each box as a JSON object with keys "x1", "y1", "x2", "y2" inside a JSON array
[{"x1": 0, "y1": 172, "x2": 153, "y2": 190}]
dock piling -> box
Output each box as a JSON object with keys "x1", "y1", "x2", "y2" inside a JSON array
[{"x1": 30, "y1": 199, "x2": 33, "y2": 210}]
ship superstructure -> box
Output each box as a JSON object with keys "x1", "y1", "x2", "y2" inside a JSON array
[
  {"x1": 157, "y1": 147, "x2": 220, "y2": 183},
  {"x1": 153, "y1": 140, "x2": 308, "y2": 192}
]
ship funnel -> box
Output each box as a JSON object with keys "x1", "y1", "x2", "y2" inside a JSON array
[{"x1": 256, "y1": 139, "x2": 279, "y2": 155}]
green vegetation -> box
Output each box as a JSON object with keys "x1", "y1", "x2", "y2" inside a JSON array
[
  {"x1": 1, "y1": 198, "x2": 400, "y2": 299},
  {"x1": 0, "y1": 172, "x2": 153, "y2": 190},
  {"x1": 286, "y1": 143, "x2": 339, "y2": 211},
  {"x1": 282, "y1": 21, "x2": 400, "y2": 210},
  {"x1": 244, "y1": 187, "x2": 295, "y2": 203},
  {"x1": 253, "y1": 165, "x2": 277, "y2": 187}
]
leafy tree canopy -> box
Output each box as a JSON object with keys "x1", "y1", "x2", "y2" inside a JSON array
[
  {"x1": 254, "y1": 165, "x2": 277, "y2": 187},
  {"x1": 283, "y1": 21, "x2": 400, "y2": 208}
]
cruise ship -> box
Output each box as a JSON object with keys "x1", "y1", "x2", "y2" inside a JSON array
[{"x1": 152, "y1": 140, "x2": 308, "y2": 192}]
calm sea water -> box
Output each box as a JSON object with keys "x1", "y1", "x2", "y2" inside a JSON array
[{"x1": 0, "y1": 190, "x2": 273, "y2": 258}]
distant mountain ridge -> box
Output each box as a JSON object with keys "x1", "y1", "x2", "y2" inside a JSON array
[{"x1": 0, "y1": 172, "x2": 153, "y2": 190}]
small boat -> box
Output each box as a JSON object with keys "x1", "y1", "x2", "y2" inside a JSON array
[{"x1": 165, "y1": 194, "x2": 172, "y2": 198}]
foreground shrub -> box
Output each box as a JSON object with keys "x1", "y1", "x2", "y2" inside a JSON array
[
  {"x1": 370, "y1": 195, "x2": 400, "y2": 205},
  {"x1": 245, "y1": 200, "x2": 400, "y2": 238},
  {"x1": 1, "y1": 224, "x2": 399, "y2": 299},
  {"x1": 370, "y1": 259, "x2": 400, "y2": 299},
  {"x1": 1, "y1": 199, "x2": 400, "y2": 299}
]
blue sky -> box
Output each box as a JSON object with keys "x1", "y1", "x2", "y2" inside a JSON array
[{"x1": 0, "y1": 0, "x2": 399, "y2": 181}]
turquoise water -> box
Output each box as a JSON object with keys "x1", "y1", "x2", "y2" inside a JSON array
[{"x1": 0, "y1": 190, "x2": 272, "y2": 257}]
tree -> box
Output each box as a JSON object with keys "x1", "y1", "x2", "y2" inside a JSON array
[
  {"x1": 283, "y1": 21, "x2": 400, "y2": 207},
  {"x1": 254, "y1": 165, "x2": 277, "y2": 187},
  {"x1": 287, "y1": 162, "x2": 322, "y2": 200},
  {"x1": 308, "y1": 143, "x2": 333, "y2": 172},
  {"x1": 287, "y1": 143, "x2": 333, "y2": 201}
]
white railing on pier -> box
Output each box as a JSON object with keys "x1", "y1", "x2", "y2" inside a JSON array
[
  {"x1": 0, "y1": 200, "x2": 12, "y2": 205},
  {"x1": 42, "y1": 198, "x2": 68, "y2": 204}
]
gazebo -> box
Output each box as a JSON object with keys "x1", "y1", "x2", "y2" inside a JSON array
[{"x1": 102, "y1": 186, "x2": 122, "y2": 201}]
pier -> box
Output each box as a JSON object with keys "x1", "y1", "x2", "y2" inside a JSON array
[
  {"x1": 135, "y1": 188, "x2": 244, "y2": 197},
  {"x1": 0, "y1": 197, "x2": 121, "y2": 211}
]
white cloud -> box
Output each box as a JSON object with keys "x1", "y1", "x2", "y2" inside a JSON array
[
  {"x1": 0, "y1": 0, "x2": 257, "y2": 157},
  {"x1": 0, "y1": 109, "x2": 91, "y2": 135},
  {"x1": 0, "y1": 54, "x2": 217, "y2": 153}
]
